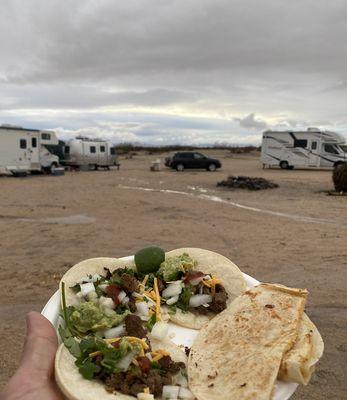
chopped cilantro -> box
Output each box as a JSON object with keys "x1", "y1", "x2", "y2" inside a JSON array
[
  {"x1": 146, "y1": 313, "x2": 157, "y2": 331},
  {"x1": 177, "y1": 285, "x2": 193, "y2": 311}
]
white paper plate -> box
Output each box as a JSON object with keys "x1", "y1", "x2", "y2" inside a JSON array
[{"x1": 42, "y1": 255, "x2": 298, "y2": 400}]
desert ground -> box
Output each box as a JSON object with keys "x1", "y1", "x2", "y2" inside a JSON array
[{"x1": 0, "y1": 150, "x2": 346, "y2": 399}]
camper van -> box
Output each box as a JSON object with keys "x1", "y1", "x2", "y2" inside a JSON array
[
  {"x1": 63, "y1": 137, "x2": 118, "y2": 169},
  {"x1": 0, "y1": 125, "x2": 60, "y2": 175},
  {"x1": 261, "y1": 128, "x2": 347, "y2": 169}
]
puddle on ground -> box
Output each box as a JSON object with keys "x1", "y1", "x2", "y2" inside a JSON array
[
  {"x1": 1, "y1": 214, "x2": 95, "y2": 225},
  {"x1": 118, "y1": 185, "x2": 347, "y2": 228}
]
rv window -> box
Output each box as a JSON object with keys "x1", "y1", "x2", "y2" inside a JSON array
[
  {"x1": 311, "y1": 141, "x2": 317, "y2": 150},
  {"x1": 90, "y1": 146, "x2": 96, "y2": 153},
  {"x1": 41, "y1": 133, "x2": 51, "y2": 140},
  {"x1": 100, "y1": 145, "x2": 105, "y2": 152},
  {"x1": 20, "y1": 139, "x2": 27, "y2": 149},
  {"x1": 110, "y1": 147, "x2": 116, "y2": 155},
  {"x1": 65, "y1": 146, "x2": 70, "y2": 154},
  {"x1": 294, "y1": 139, "x2": 307, "y2": 148},
  {"x1": 31, "y1": 137, "x2": 37, "y2": 148},
  {"x1": 324, "y1": 144, "x2": 339, "y2": 154}
]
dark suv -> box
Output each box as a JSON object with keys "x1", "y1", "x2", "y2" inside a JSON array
[{"x1": 165, "y1": 152, "x2": 222, "y2": 171}]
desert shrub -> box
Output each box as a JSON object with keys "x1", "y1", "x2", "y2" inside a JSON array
[{"x1": 332, "y1": 163, "x2": 347, "y2": 192}]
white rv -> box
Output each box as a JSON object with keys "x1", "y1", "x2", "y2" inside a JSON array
[
  {"x1": 0, "y1": 125, "x2": 60, "y2": 175},
  {"x1": 63, "y1": 137, "x2": 118, "y2": 169},
  {"x1": 261, "y1": 128, "x2": 347, "y2": 169}
]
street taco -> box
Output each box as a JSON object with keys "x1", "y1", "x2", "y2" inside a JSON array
[
  {"x1": 59, "y1": 248, "x2": 247, "y2": 336},
  {"x1": 55, "y1": 335, "x2": 193, "y2": 400}
]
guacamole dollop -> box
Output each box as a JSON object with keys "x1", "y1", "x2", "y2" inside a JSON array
[
  {"x1": 70, "y1": 302, "x2": 130, "y2": 333},
  {"x1": 158, "y1": 253, "x2": 197, "y2": 281}
]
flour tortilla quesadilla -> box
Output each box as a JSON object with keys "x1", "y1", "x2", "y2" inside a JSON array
[
  {"x1": 279, "y1": 312, "x2": 324, "y2": 385},
  {"x1": 188, "y1": 283, "x2": 308, "y2": 400}
]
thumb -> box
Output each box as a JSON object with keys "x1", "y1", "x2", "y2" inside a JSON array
[{"x1": 19, "y1": 311, "x2": 58, "y2": 380}]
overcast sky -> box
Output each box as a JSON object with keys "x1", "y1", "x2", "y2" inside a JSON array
[{"x1": 1, "y1": 0, "x2": 347, "y2": 145}]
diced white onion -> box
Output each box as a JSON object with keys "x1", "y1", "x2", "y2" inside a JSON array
[
  {"x1": 99, "y1": 296, "x2": 115, "y2": 309},
  {"x1": 116, "y1": 350, "x2": 137, "y2": 371},
  {"x1": 146, "y1": 353, "x2": 153, "y2": 361},
  {"x1": 76, "y1": 291, "x2": 84, "y2": 299},
  {"x1": 166, "y1": 295, "x2": 179, "y2": 305},
  {"x1": 140, "y1": 315, "x2": 150, "y2": 321},
  {"x1": 174, "y1": 373, "x2": 188, "y2": 388},
  {"x1": 151, "y1": 321, "x2": 169, "y2": 340},
  {"x1": 137, "y1": 393, "x2": 154, "y2": 400},
  {"x1": 79, "y1": 275, "x2": 92, "y2": 283},
  {"x1": 178, "y1": 387, "x2": 194, "y2": 399},
  {"x1": 98, "y1": 284, "x2": 109, "y2": 292},
  {"x1": 118, "y1": 291, "x2": 127, "y2": 302},
  {"x1": 162, "y1": 385, "x2": 180, "y2": 399},
  {"x1": 136, "y1": 301, "x2": 149, "y2": 316},
  {"x1": 122, "y1": 296, "x2": 129, "y2": 305},
  {"x1": 133, "y1": 292, "x2": 144, "y2": 299},
  {"x1": 92, "y1": 274, "x2": 101, "y2": 282},
  {"x1": 189, "y1": 294, "x2": 212, "y2": 308},
  {"x1": 79, "y1": 282, "x2": 95, "y2": 296},
  {"x1": 102, "y1": 324, "x2": 126, "y2": 339},
  {"x1": 203, "y1": 275, "x2": 211, "y2": 280},
  {"x1": 162, "y1": 283, "x2": 182, "y2": 298}
]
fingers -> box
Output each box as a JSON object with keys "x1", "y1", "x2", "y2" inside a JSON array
[{"x1": 19, "y1": 312, "x2": 58, "y2": 380}]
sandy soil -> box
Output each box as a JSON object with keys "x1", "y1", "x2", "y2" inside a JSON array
[{"x1": 0, "y1": 150, "x2": 346, "y2": 399}]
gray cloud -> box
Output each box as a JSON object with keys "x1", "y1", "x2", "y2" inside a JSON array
[
  {"x1": 235, "y1": 113, "x2": 268, "y2": 130},
  {"x1": 0, "y1": 0, "x2": 347, "y2": 144}
]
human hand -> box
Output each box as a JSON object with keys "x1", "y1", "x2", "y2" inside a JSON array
[{"x1": 1, "y1": 312, "x2": 63, "y2": 400}]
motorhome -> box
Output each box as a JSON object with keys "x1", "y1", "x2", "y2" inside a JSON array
[
  {"x1": 63, "y1": 137, "x2": 118, "y2": 169},
  {"x1": 261, "y1": 128, "x2": 347, "y2": 169},
  {"x1": 0, "y1": 125, "x2": 59, "y2": 175}
]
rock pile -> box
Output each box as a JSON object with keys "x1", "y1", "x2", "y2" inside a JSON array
[{"x1": 217, "y1": 176, "x2": 279, "y2": 190}]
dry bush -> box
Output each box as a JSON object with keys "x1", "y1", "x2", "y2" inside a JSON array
[{"x1": 332, "y1": 163, "x2": 347, "y2": 192}]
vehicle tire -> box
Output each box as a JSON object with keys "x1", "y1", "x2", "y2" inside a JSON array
[
  {"x1": 49, "y1": 162, "x2": 58, "y2": 174},
  {"x1": 176, "y1": 163, "x2": 184, "y2": 171},
  {"x1": 279, "y1": 161, "x2": 289, "y2": 169},
  {"x1": 207, "y1": 163, "x2": 217, "y2": 172},
  {"x1": 334, "y1": 161, "x2": 344, "y2": 169}
]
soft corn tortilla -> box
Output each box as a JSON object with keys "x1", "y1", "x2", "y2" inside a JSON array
[
  {"x1": 279, "y1": 313, "x2": 324, "y2": 385},
  {"x1": 164, "y1": 248, "x2": 247, "y2": 329},
  {"x1": 55, "y1": 338, "x2": 187, "y2": 400},
  {"x1": 188, "y1": 283, "x2": 308, "y2": 400}
]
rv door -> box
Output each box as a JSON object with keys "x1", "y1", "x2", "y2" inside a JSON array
[
  {"x1": 308, "y1": 139, "x2": 320, "y2": 167},
  {"x1": 28, "y1": 134, "x2": 40, "y2": 170}
]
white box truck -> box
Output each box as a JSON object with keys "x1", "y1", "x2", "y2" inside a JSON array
[
  {"x1": 261, "y1": 127, "x2": 347, "y2": 169},
  {"x1": 0, "y1": 125, "x2": 60, "y2": 175},
  {"x1": 63, "y1": 137, "x2": 118, "y2": 169}
]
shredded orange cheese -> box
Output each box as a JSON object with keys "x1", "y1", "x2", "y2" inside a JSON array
[
  {"x1": 153, "y1": 277, "x2": 161, "y2": 320},
  {"x1": 142, "y1": 274, "x2": 149, "y2": 287}
]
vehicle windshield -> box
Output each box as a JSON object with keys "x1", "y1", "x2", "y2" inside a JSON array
[{"x1": 324, "y1": 144, "x2": 341, "y2": 155}]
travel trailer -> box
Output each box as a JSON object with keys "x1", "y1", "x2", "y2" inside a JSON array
[
  {"x1": 0, "y1": 125, "x2": 59, "y2": 175},
  {"x1": 63, "y1": 137, "x2": 118, "y2": 169},
  {"x1": 261, "y1": 128, "x2": 347, "y2": 169}
]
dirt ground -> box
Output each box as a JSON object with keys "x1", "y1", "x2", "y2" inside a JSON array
[{"x1": 0, "y1": 150, "x2": 346, "y2": 399}]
